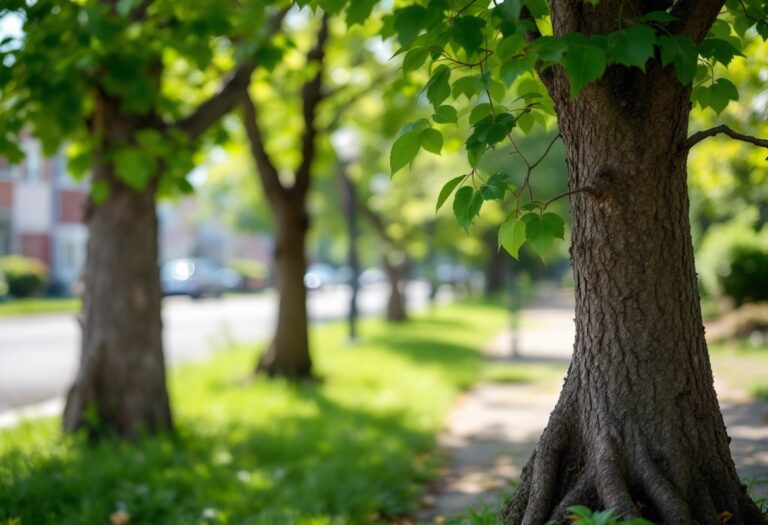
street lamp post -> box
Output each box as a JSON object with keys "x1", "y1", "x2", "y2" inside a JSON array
[{"x1": 331, "y1": 128, "x2": 362, "y2": 344}]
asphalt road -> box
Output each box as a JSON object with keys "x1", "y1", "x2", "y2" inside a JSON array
[{"x1": 0, "y1": 282, "x2": 433, "y2": 413}]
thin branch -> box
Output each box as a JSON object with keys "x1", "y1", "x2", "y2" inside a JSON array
[
  {"x1": 680, "y1": 124, "x2": 768, "y2": 151},
  {"x1": 543, "y1": 187, "x2": 595, "y2": 209},
  {"x1": 173, "y1": 7, "x2": 289, "y2": 140},
  {"x1": 529, "y1": 133, "x2": 561, "y2": 171},
  {"x1": 320, "y1": 69, "x2": 398, "y2": 133},
  {"x1": 293, "y1": 13, "x2": 330, "y2": 199},
  {"x1": 239, "y1": 91, "x2": 286, "y2": 203}
]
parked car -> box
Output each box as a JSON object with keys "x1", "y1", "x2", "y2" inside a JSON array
[
  {"x1": 303, "y1": 263, "x2": 337, "y2": 290},
  {"x1": 161, "y1": 258, "x2": 228, "y2": 299}
]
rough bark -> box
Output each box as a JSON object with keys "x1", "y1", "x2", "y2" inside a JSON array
[
  {"x1": 501, "y1": 20, "x2": 765, "y2": 525},
  {"x1": 383, "y1": 254, "x2": 408, "y2": 323},
  {"x1": 63, "y1": 175, "x2": 171, "y2": 439},
  {"x1": 256, "y1": 201, "x2": 312, "y2": 377}
]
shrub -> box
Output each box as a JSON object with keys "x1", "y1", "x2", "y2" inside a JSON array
[
  {"x1": 0, "y1": 256, "x2": 48, "y2": 298},
  {"x1": 697, "y1": 223, "x2": 768, "y2": 306},
  {"x1": 0, "y1": 271, "x2": 7, "y2": 299},
  {"x1": 228, "y1": 258, "x2": 269, "y2": 289}
]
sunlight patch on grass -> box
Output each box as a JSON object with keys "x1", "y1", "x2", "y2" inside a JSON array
[{"x1": 0, "y1": 300, "x2": 509, "y2": 525}]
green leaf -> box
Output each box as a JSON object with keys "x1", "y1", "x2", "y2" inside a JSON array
[
  {"x1": 394, "y1": 5, "x2": 429, "y2": 47},
  {"x1": 639, "y1": 11, "x2": 677, "y2": 23},
  {"x1": 498, "y1": 0, "x2": 522, "y2": 22},
  {"x1": 709, "y1": 77, "x2": 739, "y2": 114},
  {"x1": 524, "y1": 213, "x2": 555, "y2": 255},
  {"x1": 390, "y1": 131, "x2": 421, "y2": 174},
  {"x1": 402, "y1": 47, "x2": 430, "y2": 75},
  {"x1": 542, "y1": 212, "x2": 565, "y2": 239},
  {"x1": 486, "y1": 123, "x2": 509, "y2": 145},
  {"x1": 758, "y1": 20, "x2": 768, "y2": 39},
  {"x1": 522, "y1": 0, "x2": 549, "y2": 18},
  {"x1": 451, "y1": 16, "x2": 486, "y2": 56},
  {"x1": 658, "y1": 34, "x2": 698, "y2": 85},
  {"x1": 698, "y1": 38, "x2": 745, "y2": 66},
  {"x1": 318, "y1": 0, "x2": 348, "y2": 14},
  {"x1": 420, "y1": 128, "x2": 443, "y2": 154},
  {"x1": 498, "y1": 217, "x2": 526, "y2": 258},
  {"x1": 452, "y1": 75, "x2": 481, "y2": 100},
  {"x1": 453, "y1": 186, "x2": 482, "y2": 231},
  {"x1": 433, "y1": 104, "x2": 458, "y2": 124},
  {"x1": 609, "y1": 25, "x2": 656, "y2": 70},
  {"x1": 345, "y1": 0, "x2": 377, "y2": 26},
  {"x1": 469, "y1": 103, "x2": 493, "y2": 125},
  {"x1": 564, "y1": 36, "x2": 607, "y2": 96},
  {"x1": 426, "y1": 65, "x2": 452, "y2": 108},
  {"x1": 479, "y1": 172, "x2": 512, "y2": 200},
  {"x1": 517, "y1": 111, "x2": 535, "y2": 134},
  {"x1": 436, "y1": 175, "x2": 465, "y2": 212},
  {"x1": 500, "y1": 54, "x2": 538, "y2": 86},
  {"x1": 114, "y1": 148, "x2": 155, "y2": 190},
  {"x1": 90, "y1": 179, "x2": 110, "y2": 204}
]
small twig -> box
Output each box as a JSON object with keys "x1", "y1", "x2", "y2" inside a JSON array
[
  {"x1": 680, "y1": 125, "x2": 768, "y2": 151},
  {"x1": 530, "y1": 133, "x2": 561, "y2": 170},
  {"x1": 543, "y1": 187, "x2": 595, "y2": 209}
]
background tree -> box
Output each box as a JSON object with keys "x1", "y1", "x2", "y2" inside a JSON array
[
  {"x1": 238, "y1": 4, "x2": 392, "y2": 377},
  {"x1": 378, "y1": 0, "x2": 768, "y2": 522},
  {"x1": 0, "y1": 0, "x2": 286, "y2": 437}
]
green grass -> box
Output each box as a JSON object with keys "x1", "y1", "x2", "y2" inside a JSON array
[
  {"x1": 0, "y1": 297, "x2": 81, "y2": 317},
  {"x1": 709, "y1": 341, "x2": 768, "y2": 402},
  {"x1": 0, "y1": 300, "x2": 515, "y2": 525}
]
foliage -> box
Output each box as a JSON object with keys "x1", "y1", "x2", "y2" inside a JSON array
[
  {"x1": 564, "y1": 506, "x2": 654, "y2": 525},
  {"x1": 0, "y1": 300, "x2": 509, "y2": 525},
  {"x1": 0, "y1": 256, "x2": 48, "y2": 298},
  {"x1": 697, "y1": 221, "x2": 768, "y2": 305},
  {"x1": 0, "y1": 0, "x2": 284, "y2": 198},
  {"x1": 0, "y1": 297, "x2": 81, "y2": 317},
  {"x1": 0, "y1": 270, "x2": 7, "y2": 298},
  {"x1": 350, "y1": 0, "x2": 768, "y2": 260}
]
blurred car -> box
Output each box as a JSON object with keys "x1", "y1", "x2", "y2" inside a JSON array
[
  {"x1": 303, "y1": 263, "x2": 337, "y2": 290},
  {"x1": 161, "y1": 258, "x2": 228, "y2": 299},
  {"x1": 359, "y1": 267, "x2": 386, "y2": 286}
]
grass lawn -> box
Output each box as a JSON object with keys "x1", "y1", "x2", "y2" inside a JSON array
[
  {"x1": 0, "y1": 297, "x2": 81, "y2": 317},
  {"x1": 710, "y1": 341, "x2": 768, "y2": 402},
  {"x1": 0, "y1": 299, "x2": 556, "y2": 525}
]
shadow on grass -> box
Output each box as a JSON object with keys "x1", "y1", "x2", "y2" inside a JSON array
[{"x1": 0, "y1": 389, "x2": 435, "y2": 525}]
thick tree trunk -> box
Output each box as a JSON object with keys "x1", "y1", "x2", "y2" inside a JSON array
[
  {"x1": 501, "y1": 65, "x2": 765, "y2": 523},
  {"x1": 257, "y1": 202, "x2": 312, "y2": 378},
  {"x1": 383, "y1": 254, "x2": 408, "y2": 322},
  {"x1": 63, "y1": 178, "x2": 171, "y2": 439}
]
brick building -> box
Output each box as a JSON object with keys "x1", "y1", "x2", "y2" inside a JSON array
[{"x1": 0, "y1": 137, "x2": 89, "y2": 291}]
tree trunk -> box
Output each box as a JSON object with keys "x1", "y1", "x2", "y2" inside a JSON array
[
  {"x1": 257, "y1": 201, "x2": 312, "y2": 378},
  {"x1": 63, "y1": 178, "x2": 171, "y2": 439},
  {"x1": 501, "y1": 65, "x2": 765, "y2": 523},
  {"x1": 383, "y1": 254, "x2": 408, "y2": 323},
  {"x1": 484, "y1": 230, "x2": 507, "y2": 296}
]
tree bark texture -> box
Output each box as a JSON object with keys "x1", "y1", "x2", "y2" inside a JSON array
[
  {"x1": 256, "y1": 201, "x2": 312, "y2": 378},
  {"x1": 501, "y1": 18, "x2": 765, "y2": 525},
  {"x1": 63, "y1": 175, "x2": 171, "y2": 439},
  {"x1": 62, "y1": 90, "x2": 172, "y2": 439}
]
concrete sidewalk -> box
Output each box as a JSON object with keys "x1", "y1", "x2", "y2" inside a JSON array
[{"x1": 417, "y1": 287, "x2": 768, "y2": 521}]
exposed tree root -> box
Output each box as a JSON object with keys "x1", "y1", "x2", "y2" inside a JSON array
[{"x1": 500, "y1": 415, "x2": 767, "y2": 525}]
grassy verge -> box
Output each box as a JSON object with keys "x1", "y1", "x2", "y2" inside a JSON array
[
  {"x1": 0, "y1": 300, "x2": 524, "y2": 525},
  {"x1": 709, "y1": 341, "x2": 768, "y2": 402},
  {"x1": 0, "y1": 297, "x2": 81, "y2": 317}
]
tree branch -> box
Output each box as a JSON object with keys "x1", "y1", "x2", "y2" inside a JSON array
[
  {"x1": 680, "y1": 124, "x2": 768, "y2": 151},
  {"x1": 293, "y1": 13, "x2": 330, "y2": 199},
  {"x1": 320, "y1": 69, "x2": 398, "y2": 133},
  {"x1": 670, "y1": 0, "x2": 726, "y2": 43},
  {"x1": 173, "y1": 7, "x2": 288, "y2": 140},
  {"x1": 239, "y1": 91, "x2": 286, "y2": 203}
]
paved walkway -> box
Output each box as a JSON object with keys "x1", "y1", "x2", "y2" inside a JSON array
[{"x1": 417, "y1": 287, "x2": 768, "y2": 521}]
